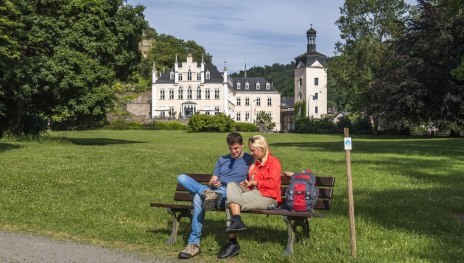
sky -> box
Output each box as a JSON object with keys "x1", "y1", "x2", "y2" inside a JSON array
[{"x1": 126, "y1": 0, "x2": 413, "y2": 74}]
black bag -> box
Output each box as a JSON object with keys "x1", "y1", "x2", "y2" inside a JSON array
[{"x1": 283, "y1": 170, "x2": 319, "y2": 212}]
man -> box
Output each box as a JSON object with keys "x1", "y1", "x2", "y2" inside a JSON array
[{"x1": 176, "y1": 132, "x2": 253, "y2": 259}]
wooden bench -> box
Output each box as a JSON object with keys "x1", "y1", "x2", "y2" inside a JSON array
[{"x1": 150, "y1": 173, "x2": 335, "y2": 255}]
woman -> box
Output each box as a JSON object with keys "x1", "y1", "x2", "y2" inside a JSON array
[{"x1": 217, "y1": 135, "x2": 281, "y2": 259}]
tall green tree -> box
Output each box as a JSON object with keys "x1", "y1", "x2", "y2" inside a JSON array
[
  {"x1": 0, "y1": 0, "x2": 146, "y2": 134},
  {"x1": 139, "y1": 34, "x2": 212, "y2": 81},
  {"x1": 332, "y1": 0, "x2": 410, "y2": 132},
  {"x1": 376, "y1": 0, "x2": 464, "y2": 131}
]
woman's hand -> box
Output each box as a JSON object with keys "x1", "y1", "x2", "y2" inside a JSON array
[
  {"x1": 283, "y1": 171, "x2": 294, "y2": 177},
  {"x1": 247, "y1": 180, "x2": 257, "y2": 187}
]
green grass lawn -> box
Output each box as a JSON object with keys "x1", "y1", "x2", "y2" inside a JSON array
[{"x1": 0, "y1": 130, "x2": 463, "y2": 262}]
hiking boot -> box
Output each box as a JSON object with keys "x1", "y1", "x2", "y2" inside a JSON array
[
  {"x1": 225, "y1": 218, "x2": 247, "y2": 233},
  {"x1": 202, "y1": 190, "x2": 222, "y2": 210},
  {"x1": 218, "y1": 242, "x2": 240, "y2": 259},
  {"x1": 178, "y1": 244, "x2": 200, "y2": 259}
]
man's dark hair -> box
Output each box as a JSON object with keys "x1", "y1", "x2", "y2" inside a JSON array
[{"x1": 226, "y1": 132, "x2": 243, "y2": 145}]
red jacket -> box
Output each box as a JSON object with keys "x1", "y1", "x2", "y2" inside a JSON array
[{"x1": 248, "y1": 153, "x2": 282, "y2": 203}]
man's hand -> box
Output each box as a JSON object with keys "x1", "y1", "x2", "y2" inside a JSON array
[{"x1": 209, "y1": 175, "x2": 222, "y2": 188}]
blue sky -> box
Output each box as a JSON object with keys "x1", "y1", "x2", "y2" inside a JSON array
[{"x1": 127, "y1": 0, "x2": 415, "y2": 73}]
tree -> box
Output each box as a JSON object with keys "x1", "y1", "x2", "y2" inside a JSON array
[
  {"x1": 139, "y1": 34, "x2": 213, "y2": 81},
  {"x1": 255, "y1": 111, "x2": 276, "y2": 131},
  {"x1": 332, "y1": 0, "x2": 410, "y2": 132},
  {"x1": 0, "y1": 0, "x2": 147, "y2": 134},
  {"x1": 376, "y1": 0, "x2": 464, "y2": 131}
]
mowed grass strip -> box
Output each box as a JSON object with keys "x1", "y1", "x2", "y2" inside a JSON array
[{"x1": 0, "y1": 130, "x2": 463, "y2": 262}]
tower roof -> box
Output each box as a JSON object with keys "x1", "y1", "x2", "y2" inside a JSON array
[{"x1": 306, "y1": 25, "x2": 316, "y2": 37}]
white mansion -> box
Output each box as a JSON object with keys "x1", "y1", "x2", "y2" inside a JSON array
[
  {"x1": 127, "y1": 25, "x2": 327, "y2": 132},
  {"x1": 151, "y1": 54, "x2": 281, "y2": 131}
]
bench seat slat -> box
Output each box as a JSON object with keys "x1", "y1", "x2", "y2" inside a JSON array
[
  {"x1": 171, "y1": 193, "x2": 331, "y2": 210},
  {"x1": 150, "y1": 198, "x2": 330, "y2": 212}
]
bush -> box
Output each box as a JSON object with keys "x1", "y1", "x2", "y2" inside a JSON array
[
  {"x1": 294, "y1": 115, "x2": 337, "y2": 134},
  {"x1": 152, "y1": 121, "x2": 187, "y2": 130},
  {"x1": 107, "y1": 119, "x2": 187, "y2": 130},
  {"x1": 188, "y1": 113, "x2": 235, "y2": 132},
  {"x1": 235, "y1": 122, "x2": 258, "y2": 132}
]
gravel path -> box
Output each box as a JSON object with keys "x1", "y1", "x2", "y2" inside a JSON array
[{"x1": 0, "y1": 231, "x2": 174, "y2": 263}]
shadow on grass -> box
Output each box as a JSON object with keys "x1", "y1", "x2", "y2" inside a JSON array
[
  {"x1": 148, "y1": 217, "x2": 290, "y2": 250},
  {"x1": 271, "y1": 138, "x2": 464, "y2": 160},
  {"x1": 49, "y1": 137, "x2": 146, "y2": 146},
  {"x1": 333, "y1": 156, "x2": 464, "y2": 261},
  {"x1": 0, "y1": 143, "x2": 21, "y2": 153}
]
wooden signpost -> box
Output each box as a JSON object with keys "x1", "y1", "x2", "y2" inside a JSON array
[{"x1": 344, "y1": 128, "x2": 357, "y2": 258}]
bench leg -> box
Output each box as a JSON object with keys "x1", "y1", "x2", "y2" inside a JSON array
[
  {"x1": 282, "y1": 217, "x2": 311, "y2": 255},
  {"x1": 283, "y1": 216, "x2": 295, "y2": 256},
  {"x1": 166, "y1": 208, "x2": 192, "y2": 245}
]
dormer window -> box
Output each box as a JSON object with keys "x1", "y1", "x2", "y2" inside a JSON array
[
  {"x1": 266, "y1": 82, "x2": 271, "y2": 90},
  {"x1": 188, "y1": 70, "x2": 192, "y2": 80},
  {"x1": 237, "y1": 82, "x2": 241, "y2": 89},
  {"x1": 179, "y1": 73, "x2": 183, "y2": 81},
  {"x1": 170, "y1": 71, "x2": 174, "y2": 80},
  {"x1": 245, "y1": 82, "x2": 249, "y2": 89},
  {"x1": 256, "y1": 82, "x2": 260, "y2": 90},
  {"x1": 206, "y1": 70, "x2": 210, "y2": 80}
]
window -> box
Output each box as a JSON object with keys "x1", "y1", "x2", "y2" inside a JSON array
[
  {"x1": 267, "y1": 97, "x2": 272, "y2": 106},
  {"x1": 266, "y1": 82, "x2": 270, "y2": 89},
  {"x1": 170, "y1": 71, "x2": 174, "y2": 80},
  {"x1": 315, "y1": 106, "x2": 318, "y2": 114},
  {"x1": 237, "y1": 82, "x2": 241, "y2": 89},
  {"x1": 160, "y1": 89, "x2": 165, "y2": 100},
  {"x1": 245, "y1": 112, "x2": 250, "y2": 121},
  {"x1": 205, "y1": 111, "x2": 210, "y2": 115},
  {"x1": 237, "y1": 97, "x2": 241, "y2": 106},
  {"x1": 197, "y1": 73, "x2": 201, "y2": 81},
  {"x1": 314, "y1": 92, "x2": 318, "y2": 100},
  {"x1": 298, "y1": 92, "x2": 302, "y2": 101},
  {"x1": 215, "y1": 89, "x2": 220, "y2": 99},
  {"x1": 187, "y1": 87, "x2": 192, "y2": 99},
  {"x1": 314, "y1": 78, "x2": 319, "y2": 86},
  {"x1": 267, "y1": 112, "x2": 272, "y2": 117},
  {"x1": 196, "y1": 87, "x2": 201, "y2": 99},
  {"x1": 188, "y1": 70, "x2": 192, "y2": 80},
  {"x1": 169, "y1": 89, "x2": 174, "y2": 100},
  {"x1": 206, "y1": 70, "x2": 210, "y2": 79},
  {"x1": 236, "y1": 112, "x2": 241, "y2": 121},
  {"x1": 178, "y1": 73, "x2": 183, "y2": 81},
  {"x1": 245, "y1": 97, "x2": 250, "y2": 106},
  {"x1": 160, "y1": 111, "x2": 165, "y2": 118},
  {"x1": 205, "y1": 89, "x2": 210, "y2": 99},
  {"x1": 256, "y1": 82, "x2": 260, "y2": 90},
  {"x1": 215, "y1": 106, "x2": 220, "y2": 115},
  {"x1": 245, "y1": 82, "x2": 249, "y2": 89},
  {"x1": 256, "y1": 97, "x2": 261, "y2": 106},
  {"x1": 178, "y1": 87, "x2": 183, "y2": 99},
  {"x1": 298, "y1": 77, "x2": 303, "y2": 87}
]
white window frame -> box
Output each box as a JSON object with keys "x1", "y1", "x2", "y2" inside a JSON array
[
  {"x1": 237, "y1": 97, "x2": 241, "y2": 106},
  {"x1": 267, "y1": 97, "x2": 272, "y2": 106},
  {"x1": 245, "y1": 97, "x2": 250, "y2": 106},
  {"x1": 215, "y1": 89, "x2": 220, "y2": 99}
]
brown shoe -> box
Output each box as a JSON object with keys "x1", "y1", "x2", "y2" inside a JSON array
[{"x1": 178, "y1": 244, "x2": 200, "y2": 259}]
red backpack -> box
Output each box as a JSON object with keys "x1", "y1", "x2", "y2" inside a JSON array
[{"x1": 283, "y1": 170, "x2": 319, "y2": 212}]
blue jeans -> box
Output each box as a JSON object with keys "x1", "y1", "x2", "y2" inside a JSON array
[{"x1": 177, "y1": 174, "x2": 227, "y2": 245}]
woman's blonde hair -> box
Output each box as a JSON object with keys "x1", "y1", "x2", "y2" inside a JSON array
[{"x1": 248, "y1": 135, "x2": 270, "y2": 164}]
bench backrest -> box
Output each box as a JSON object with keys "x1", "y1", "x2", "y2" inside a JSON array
[{"x1": 175, "y1": 173, "x2": 335, "y2": 210}]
